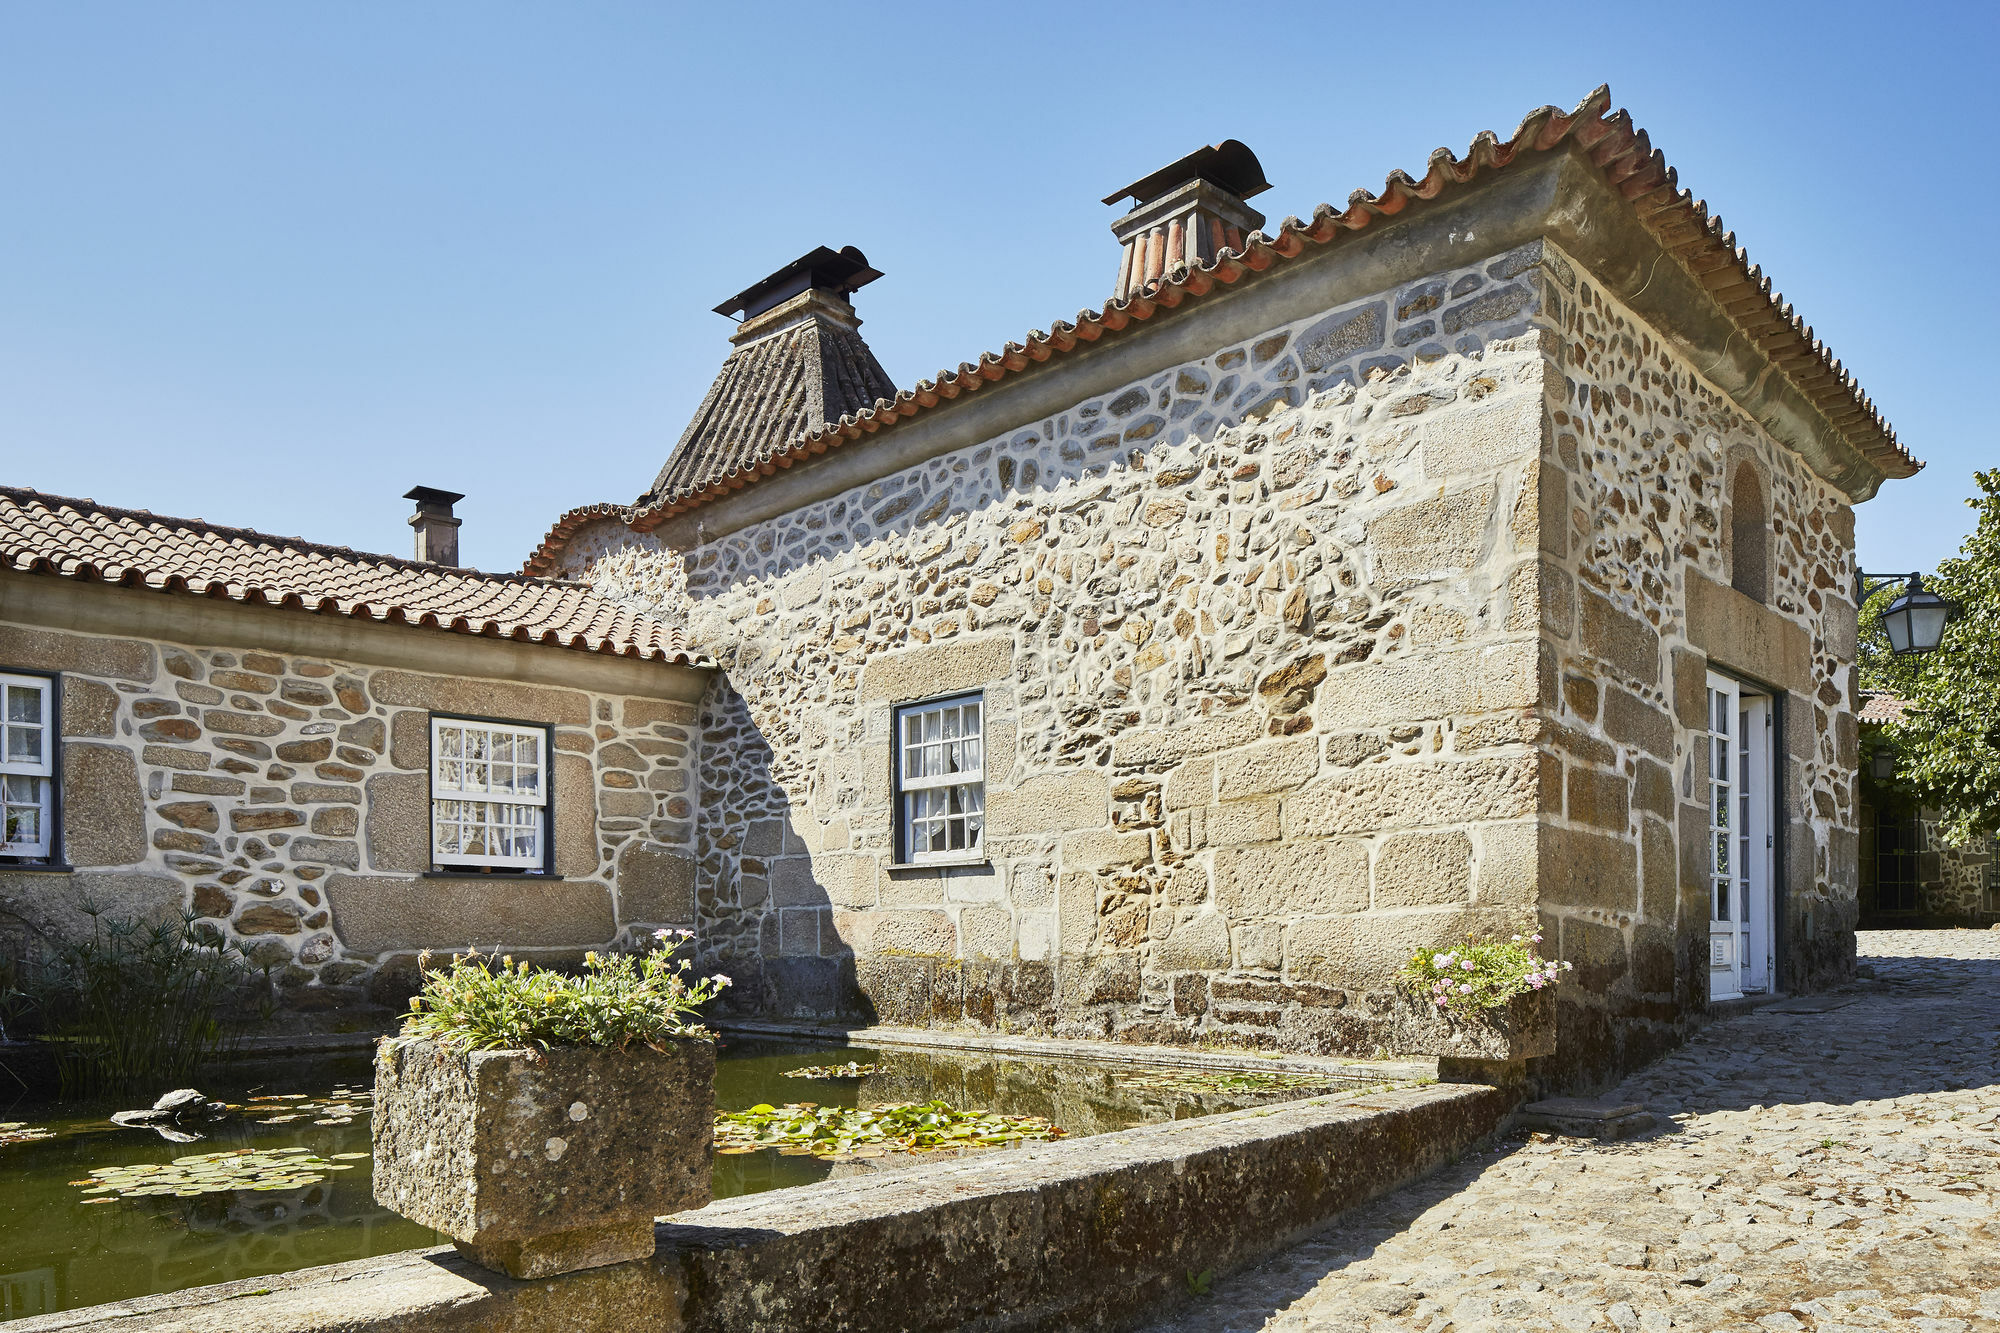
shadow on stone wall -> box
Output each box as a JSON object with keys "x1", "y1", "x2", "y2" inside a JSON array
[{"x1": 696, "y1": 676, "x2": 874, "y2": 1027}]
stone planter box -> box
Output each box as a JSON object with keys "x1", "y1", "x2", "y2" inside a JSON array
[
  {"x1": 372, "y1": 1035, "x2": 715, "y2": 1278},
  {"x1": 1384, "y1": 987, "x2": 1556, "y2": 1064}
]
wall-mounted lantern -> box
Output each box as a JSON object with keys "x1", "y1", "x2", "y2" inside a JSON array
[
  {"x1": 1858, "y1": 571, "x2": 1955, "y2": 656},
  {"x1": 1870, "y1": 748, "x2": 1898, "y2": 781}
]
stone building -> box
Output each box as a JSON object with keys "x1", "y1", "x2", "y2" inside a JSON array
[
  {"x1": 528, "y1": 87, "x2": 1919, "y2": 1084},
  {"x1": 0, "y1": 486, "x2": 710, "y2": 1005},
  {"x1": 1, "y1": 87, "x2": 1922, "y2": 1088},
  {"x1": 1855, "y1": 691, "x2": 1999, "y2": 927}
]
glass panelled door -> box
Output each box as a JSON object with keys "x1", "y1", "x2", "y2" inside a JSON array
[{"x1": 1707, "y1": 672, "x2": 1773, "y2": 1001}]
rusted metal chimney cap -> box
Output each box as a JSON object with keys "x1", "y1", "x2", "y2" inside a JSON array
[
  {"x1": 714, "y1": 245, "x2": 883, "y2": 322},
  {"x1": 1102, "y1": 140, "x2": 1270, "y2": 209}
]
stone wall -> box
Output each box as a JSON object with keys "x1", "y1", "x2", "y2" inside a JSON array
[
  {"x1": 1530, "y1": 240, "x2": 1862, "y2": 1082},
  {"x1": 13, "y1": 1079, "x2": 1514, "y2": 1333},
  {"x1": 0, "y1": 616, "x2": 702, "y2": 1008},
  {"x1": 554, "y1": 241, "x2": 1568, "y2": 1050},
  {"x1": 1913, "y1": 818, "x2": 1998, "y2": 922},
  {"x1": 553, "y1": 233, "x2": 1865, "y2": 1078},
  {"x1": 1857, "y1": 777, "x2": 2000, "y2": 926}
]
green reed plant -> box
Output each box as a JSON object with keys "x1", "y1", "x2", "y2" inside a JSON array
[
  {"x1": 401, "y1": 931, "x2": 731, "y2": 1053},
  {"x1": 1399, "y1": 929, "x2": 1571, "y2": 1019},
  {"x1": 28, "y1": 906, "x2": 261, "y2": 1098}
]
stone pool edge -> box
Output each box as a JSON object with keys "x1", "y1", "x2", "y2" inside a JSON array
[
  {"x1": 15, "y1": 1080, "x2": 1511, "y2": 1333},
  {"x1": 716, "y1": 1018, "x2": 1439, "y2": 1083}
]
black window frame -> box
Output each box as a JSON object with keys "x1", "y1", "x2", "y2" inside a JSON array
[{"x1": 422, "y1": 710, "x2": 559, "y2": 879}]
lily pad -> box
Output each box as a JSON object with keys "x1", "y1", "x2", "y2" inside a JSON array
[
  {"x1": 714, "y1": 1099, "x2": 1064, "y2": 1160},
  {"x1": 72, "y1": 1147, "x2": 347, "y2": 1199},
  {"x1": 781, "y1": 1062, "x2": 881, "y2": 1080}
]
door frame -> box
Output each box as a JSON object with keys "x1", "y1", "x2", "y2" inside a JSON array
[{"x1": 1706, "y1": 669, "x2": 1781, "y2": 1001}]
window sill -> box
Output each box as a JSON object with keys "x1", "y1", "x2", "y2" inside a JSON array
[
  {"x1": 887, "y1": 858, "x2": 993, "y2": 873},
  {"x1": 0, "y1": 861, "x2": 73, "y2": 874},
  {"x1": 420, "y1": 870, "x2": 566, "y2": 881}
]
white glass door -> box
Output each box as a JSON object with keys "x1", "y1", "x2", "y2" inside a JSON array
[
  {"x1": 1738, "y1": 693, "x2": 1773, "y2": 993},
  {"x1": 1707, "y1": 672, "x2": 1773, "y2": 1001}
]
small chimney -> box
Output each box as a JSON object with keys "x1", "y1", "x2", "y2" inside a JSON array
[
  {"x1": 1102, "y1": 140, "x2": 1271, "y2": 302},
  {"x1": 405, "y1": 486, "x2": 464, "y2": 566}
]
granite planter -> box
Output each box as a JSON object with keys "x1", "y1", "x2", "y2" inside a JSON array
[
  {"x1": 1387, "y1": 986, "x2": 1556, "y2": 1072},
  {"x1": 372, "y1": 1035, "x2": 715, "y2": 1278}
]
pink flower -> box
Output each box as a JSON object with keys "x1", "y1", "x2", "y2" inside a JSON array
[
  {"x1": 1461, "y1": 960, "x2": 1476, "y2": 971},
  {"x1": 1459, "y1": 983, "x2": 1474, "y2": 994},
  {"x1": 1531, "y1": 934, "x2": 1543, "y2": 944},
  {"x1": 1529, "y1": 976, "x2": 1545, "y2": 989}
]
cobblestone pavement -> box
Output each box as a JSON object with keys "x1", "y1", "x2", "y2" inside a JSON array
[{"x1": 1144, "y1": 930, "x2": 2000, "y2": 1333}]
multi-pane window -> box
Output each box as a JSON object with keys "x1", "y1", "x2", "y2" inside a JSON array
[
  {"x1": 896, "y1": 695, "x2": 984, "y2": 863},
  {"x1": 1, "y1": 673, "x2": 54, "y2": 860},
  {"x1": 1708, "y1": 684, "x2": 1735, "y2": 926},
  {"x1": 430, "y1": 717, "x2": 550, "y2": 871}
]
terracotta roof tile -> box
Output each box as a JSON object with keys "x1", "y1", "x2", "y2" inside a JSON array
[
  {"x1": 1858, "y1": 691, "x2": 1908, "y2": 725},
  {"x1": 523, "y1": 84, "x2": 1918, "y2": 576},
  {"x1": 0, "y1": 486, "x2": 705, "y2": 667}
]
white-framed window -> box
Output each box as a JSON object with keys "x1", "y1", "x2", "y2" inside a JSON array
[
  {"x1": 1, "y1": 672, "x2": 55, "y2": 861},
  {"x1": 429, "y1": 716, "x2": 551, "y2": 872},
  {"x1": 895, "y1": 694, "x2": 984, "y2": 864}
]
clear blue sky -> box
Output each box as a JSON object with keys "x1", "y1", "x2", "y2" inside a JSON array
[{"x1": 3, "y1": 2, "x2": 1992, "y2": 577}]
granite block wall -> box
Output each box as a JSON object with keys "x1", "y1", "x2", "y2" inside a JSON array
[
  {"x1": 0, "y1": 618, "x2": 701, "y2": 1009},
  {"x1": 550, "y1": 234, "x2": 1864, "y2": 1077},
  {"x1": 1529, "y1": 239, "x2": 1861, "y2": 1084},
  {"x1": 554, "y1": 241, "x2": 1572, "y2": 1052}
]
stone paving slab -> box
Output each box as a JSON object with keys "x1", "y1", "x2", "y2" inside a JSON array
[{"x1": 1143, "y1": 930, "x2": 2000, "y2": 1333}]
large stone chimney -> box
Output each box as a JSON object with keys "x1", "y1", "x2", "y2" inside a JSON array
[
  {"x1": 1103, "y1": 140, "x2": 1270, "y2": 302},
  {"x1": 405, "y1": 486, "x2": 464, "y2": 566}
]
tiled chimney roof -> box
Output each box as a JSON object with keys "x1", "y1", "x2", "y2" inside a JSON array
[
  {"x1": 525, "y1": 85, "x2": 1920, "y2": 576},
  {"x1": 0, "y1": 485, "x2": 705, "y2": 666},
  {"x1": 641, "y1": 246, "x2": 898, "y2": 506}
]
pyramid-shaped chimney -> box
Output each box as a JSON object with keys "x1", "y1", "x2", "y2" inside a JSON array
[{"x1": 642, "y1": 246, "x2": 898, "y2": 505}]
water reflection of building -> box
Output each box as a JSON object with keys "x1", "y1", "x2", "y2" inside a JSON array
[{"x1": 1, "y1": 1267, "x2": 57, "y2": 1320}]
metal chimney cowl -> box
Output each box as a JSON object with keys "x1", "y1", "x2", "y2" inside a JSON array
[
  {"x1": 405, "y1": 486, "x2": 465, "y2": 566},
  {"x1": 1103, "y1": 140, "x2": 1271, "y2": 303}
]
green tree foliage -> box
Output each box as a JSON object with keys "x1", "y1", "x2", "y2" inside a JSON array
[{"x1": 1861, "y1": 469, "x2": 2000, "y2": 843}]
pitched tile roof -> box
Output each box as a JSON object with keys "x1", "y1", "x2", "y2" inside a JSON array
[
  {"x1": 1858, "y1": 691, "x2": 1908, "y2": 725},
  {"x1": 641, "y1": 304, "x2": 898, "y2": 506},
  {"x1": 523, "y1": 84, "x2": 1919, "y2": 576},
  {"x1": 0, "y1": 486, "x2": 705, "y2": 666}
]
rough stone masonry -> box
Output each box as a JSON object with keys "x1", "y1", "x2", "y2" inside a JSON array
[{"x1": 549, "y1": 206, "x2": 1863, "y2": 1090}]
